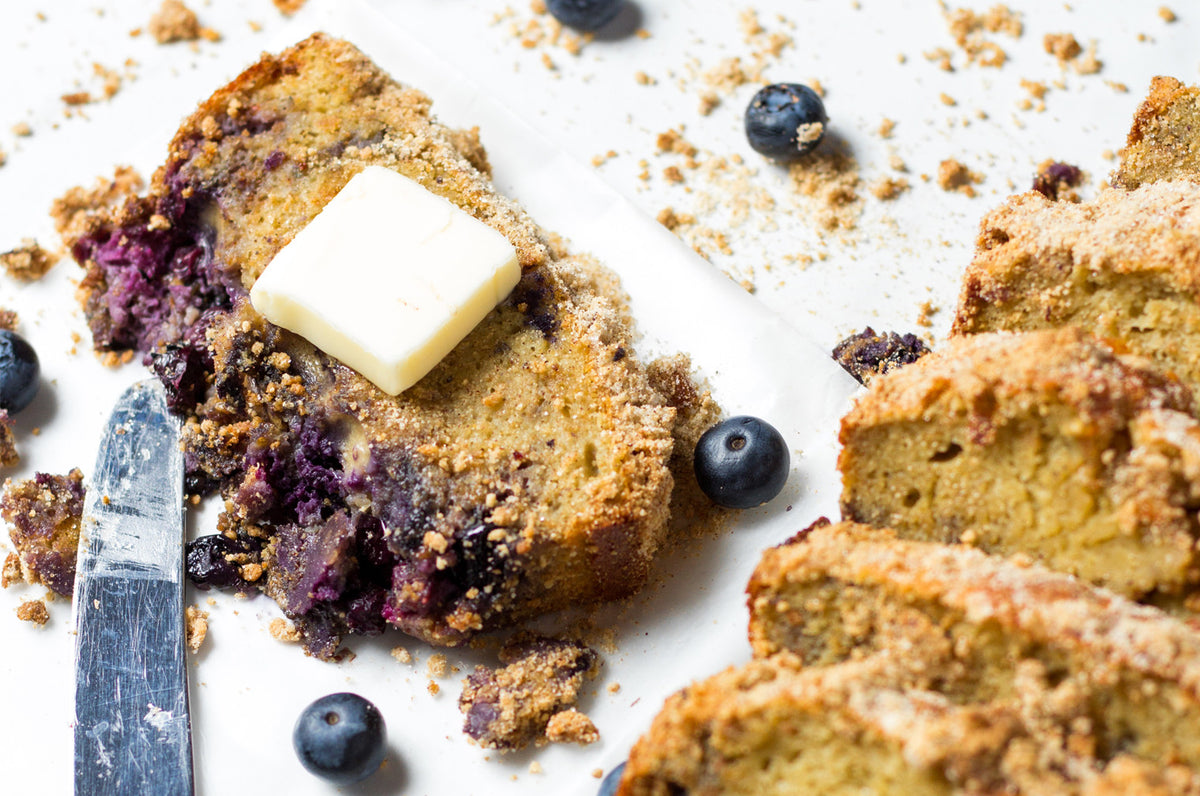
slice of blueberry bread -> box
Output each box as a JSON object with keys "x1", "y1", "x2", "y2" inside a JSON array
[
  {"x1": 747, "y1": 519, "x2": 1200, "y2": 776},
  {"x1": 616, "y1": 655, "x2": 1183, "y2": 796},
  {"x1": 952, "y1": 180, "x2": 1200, "y2": 397},
  {"x1": 1112, "y1": 76, "x2": 1200, "y2": 190},
  {"x1": 838, "y1": 327, "x2": 1200, "y2": 599},
  {"x1": 61, "y1": 34, "x2": 715, "y2": 656}
]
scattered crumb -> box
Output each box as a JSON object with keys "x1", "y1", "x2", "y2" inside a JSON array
[
  {"x1": 590, "y1": 150, "x2": 618, "y2": 168},
  {"x1": 0, "y1": 240, "x2": 60, "y2": 282},
  {"x1": 428, "y1": 653, "x2": 449, "y2": 678},
  {"x1": 545, "y1": 708, "x2": 600, "y2": 745},
  {"x1": 916, "y1": 301, "x2": 939, "y2": 328},
  {"x1": 1159, "y1": 6, "x2": 1177, "y2": 22},
  {"x1": 529, "y1": 761, "x2": 543, "y2": 775},
  {"x1": 0, "y1": 309, "x2": 19, "y2": 333},
  {"x1": 936, "y1": 158, "x2": 984, "y2": 196},
  {"x1": 16, "y1": 599, "x2": 49, "y2": 625},
  {"x1": 1075, "y1": 41, "x2": 1102, "y2": 75},
  {"x1": 428, "y1": 680, "x2": 441, "y2": 696},
  {"x1": 942, "y1": 3, "x2": 1022, "y2": 68},
  {"x1": 391, "y1": 646, "x2": 413, "y2": 664},
  {"x1": 11, "y1": 122, "x2": 31, "y2": 137},
  {"x1": 607, "y1": 682, "x2": 621, "y2": 694},
  {"x1": 592, "y1": 768, "x2": 604, "y2": 779},
  {"x1": 870, "y1": 176, "x2": 911, "y2": 200},
  {"x1": 185, "y1": 605, "x2": 209, "y2": 652},
  {"x1": 1043, "y1": 32, "x2": 1082, "y2": 64},
  {"x1": 939, "y1": 93, "x2": 958, "y2": 106},
  {"x1": 269, "y1": 616, "x2": 301, "y2": 642},
  {"x1": 148, "y1": 0, "x2": 203, "y2": 44},
  {"x1": 273, "y1": 0, "x2": 308, "y2": 15},
  {"x1": 634, "y1": 71, "x2": 657, "y2": 86},
  {"x1": 878, "y1": 118, "x2": 896, "y2": 138}
]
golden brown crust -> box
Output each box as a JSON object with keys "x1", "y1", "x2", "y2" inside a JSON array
[
  {"x1": 838, "y1": 328, "x2": 1200, "y2": 597},
  {"x1": 1114, "y1": 76, "x2": 1200, "y2": 190}
]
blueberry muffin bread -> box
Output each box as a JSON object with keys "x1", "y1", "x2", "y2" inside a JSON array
[
  {"x1": 1112, "y1": 76, "x2": 1200, "y2": 190},
  {"x1": 837, "y1": 327, "x2": 1200, "y2": 599},
  {"x1": 951, "y1": 180, "x2": 1200, "y2": 396},
  {"x1": 616, "y1": 654, "x2": 1185, "y2": 796},
  {"x1": 747, "y1": 519, "x2": 1200, "y2": 774},
  {"x1": 60, "y1": 34, "x2": 714, "y2": 655}
]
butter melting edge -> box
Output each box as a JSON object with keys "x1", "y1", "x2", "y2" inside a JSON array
[{"x1": 250, "y1": 166, "x2": 521, "y2": 395}]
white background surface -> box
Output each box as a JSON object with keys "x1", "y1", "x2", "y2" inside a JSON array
[{"x1": 0, "y1": 1, "x2": 1196, "y2": 794}]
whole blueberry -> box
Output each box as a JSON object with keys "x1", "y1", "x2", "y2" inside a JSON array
[
  {"x1": 598, "y1": 762, "x2": 626, "y2": 796},
  {"x1": 0, "y1": 329, "x2": 39, "y2": 414},
  {"x1": 546, "y1": 0, "x2": 624, "y2": 31},
  {"x1": 744, "y1": 83, "x2": 828, "y2": 160},
  {"x1": 293, "y1": 693, "x2": 387, "y2": 784},
  {"x1": 694, "y1": 416, "x2": 790, "y2": 509}
]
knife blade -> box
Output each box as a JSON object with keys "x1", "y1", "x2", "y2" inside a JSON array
[{"x1": 72, "y1": 380, "x2": 193, "y2": 796}]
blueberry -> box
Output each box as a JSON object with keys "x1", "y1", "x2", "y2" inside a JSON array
[
  {"x1": 293, "y1": 693, "x2": 387, "y2": 784},
  {"x1": 598, "y1": 762, "x2": 626, "y2": 796},
  {"x1": 744, "y1": 83, "x2": 828, "y2": 160},
  {"x1": 546, "y1": 0, "x2": 624, "y2": 31},
  {"x1": 694, "y1": 416, "x2": 790, "y2": 509},
  {"x1": 0, "y1": 329, "x2": 39, "y2": 414}
]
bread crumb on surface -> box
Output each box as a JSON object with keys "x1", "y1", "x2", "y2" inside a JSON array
[
  {"x1": 936, "y1": 158, "x2": 984, "y2": 196},
  {"x1": 1158, "y1": 6, "x2": 1177, "y2": 22},
  {"x1": 529, "y1": 761, "x2": 543, "y2": 774},
  {"x1": 427, "y1": 653, "x2": 449, "y2": 678},
  {"x1": 11, "y1": 122, "x2": 31, "y2": 137},
  {"x1": 1, "y1": 240, "x2": 60, "y2": 282},
  {"x1": 427, "y1": 680, "x2": 441, "y2": 696},
  {"x1": 16, "y1": 599, "x2": 49, "y2": 625},
  {"x1": 545, "y1": 708, "x2": 600, "y2": 745},
  {"x1": 391, "y1": 645, "x2": 413, "y2": 664},
  {"x1": 273, "y1": 0, "x2": 308, "y2": 15},
  {"x1": 878, "y1": 117, "x2": 896, "y2": 138},
  {"x1": 148, "y1": 0, "x2": 203, "y2": 43},
  {"x1": 269, "y1": 616, "x2": 301, "y2": 642},
  {"x1": 185, "y1": 605, "x2": 209, "y2": 652},
  {"x1": 870, "y1": 176, "x2": 911, "y2": 201}
]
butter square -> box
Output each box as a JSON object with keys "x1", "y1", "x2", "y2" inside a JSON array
[{"x1": 250, "y1": 166, "x2": 521, "y2": 395}]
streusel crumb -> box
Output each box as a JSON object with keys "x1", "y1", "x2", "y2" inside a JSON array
[
  {"x1": 545, "y1": 708, "x2": 600, "y2": 745},
  {"x1": 148, "y1": 0, "x2": 201, "y2": 44},
  {"x1": 269, "y1": 616, "x2": 301, "y2": 643},
  {"x1": 936, "y1": 158, "x2": 983, "y2": 196},
  {"x1": 1, "y1": 240, "x2": 60, "y2": 282},
  {"x1": 16, "y1": 599, "x2": 49, "y2": 625},
  {"x1": 185, "y1": 605, "x2": 209, "y2": 652}
]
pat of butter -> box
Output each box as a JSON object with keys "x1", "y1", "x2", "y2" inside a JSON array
[{"x1": 250, "y1": 166, "x2": 521, "y2": 395}]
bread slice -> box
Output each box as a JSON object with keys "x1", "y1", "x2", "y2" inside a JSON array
[
  {"x1": 617, "y1": 655, "x2": 1183, "y2": 796},
  {"x1": 747, "y1": 519, "x2": 1200, "y2": 776},
  {"x1": 1113, "y1": 76, "x2": 1200, "y2": 190},
  {"x1": 838, "y1": 327, "x2": 1200, "y2": 598},
  {"x1": 951, "y1": 180, "x2": 1200, "y2": 397},
  {"x1": 61, "y1": 34, "x2": 717, "y2": 654}
]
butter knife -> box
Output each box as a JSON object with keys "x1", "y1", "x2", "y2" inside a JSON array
[{"x1": 72, "y1": 380, "x2": 194, "y2": 796}]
